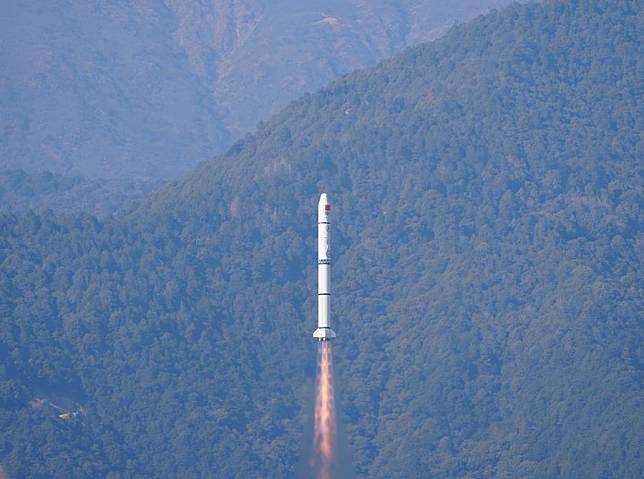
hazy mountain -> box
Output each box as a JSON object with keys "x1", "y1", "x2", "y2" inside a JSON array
[
  {"x1": 0, "y1": 0, "x2": 641, "y2": 477},
  {"x1": 1, "y1": 0, "x2": 514, "y2": 180}
]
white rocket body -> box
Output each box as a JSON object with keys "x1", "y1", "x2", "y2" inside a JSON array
[{"x1": 313, "y1": 193, "x2": 336, "y2": 341}]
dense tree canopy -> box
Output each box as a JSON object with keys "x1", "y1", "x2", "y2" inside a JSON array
[
  {"x1": 0, "y1": 0, "x2": 642, "y2": 477},
  {"x1": 0, "y1": 170, "x2": 160, "y2": 217}
]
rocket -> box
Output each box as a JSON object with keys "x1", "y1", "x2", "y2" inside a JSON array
[{"x1": 313, "y1": 193, "x2": 337, "y2": 341}]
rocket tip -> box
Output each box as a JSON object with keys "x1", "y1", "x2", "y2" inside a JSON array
[{"x1": 318, "y1": 193, "x2": 331, "y2": 216}]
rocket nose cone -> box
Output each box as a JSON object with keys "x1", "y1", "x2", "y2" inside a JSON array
[{"x1": 318, "y1": 193, "x2": 330, "y2": 220}]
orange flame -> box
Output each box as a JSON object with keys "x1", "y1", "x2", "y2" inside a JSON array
[{"x1": 313, "y1": 342, "x2": 337, "y2": 479}]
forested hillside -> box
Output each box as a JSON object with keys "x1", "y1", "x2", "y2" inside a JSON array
[
  {"x1": 1, "y1": 0, "x2": 642, "y2": 477},
  {"x1": 1, "y1": 0, "x2": 512, "y2": 180},
  {"x1": 0, "y1": 170, "x2": 160, "y2": 217}
]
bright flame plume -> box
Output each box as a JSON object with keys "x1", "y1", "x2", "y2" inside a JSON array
[{"x1": 313, "y1": 342, "x2": 337, "y2": 479}]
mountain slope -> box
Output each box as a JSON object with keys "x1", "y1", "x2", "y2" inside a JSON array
[
  {"x1": 0, "y1": 0, "x2": 642, "y2": 477},
  {"x1": 1, "y1": 1, "x2": 227, "y2": 179},
  {"x1": 1, "y1": 0, "x2": 514, "y2": 179},
  {"x1": 0, "y1": 170, "x2": 161, "y2": 217}
]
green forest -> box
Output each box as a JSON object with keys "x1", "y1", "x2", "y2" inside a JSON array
[
  {"x1": 0, "y1": 170, "x2": 160, "y2": 217},
  {"x1": 1, "y1": 0, "x2": 642, "y2": 477}
]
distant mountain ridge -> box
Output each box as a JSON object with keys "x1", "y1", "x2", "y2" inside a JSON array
[{"x1": 1, "y1": 0, "x2": 514, "y2": 180}]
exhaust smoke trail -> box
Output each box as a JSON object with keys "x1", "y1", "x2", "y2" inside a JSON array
[{"x1": 313, "y1": 341, "x2": 337, "y2": 479}]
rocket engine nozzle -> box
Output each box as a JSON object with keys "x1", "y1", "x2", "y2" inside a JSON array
[{"x1": 313, "y1": 327, "x2": 337, "y2": 341}]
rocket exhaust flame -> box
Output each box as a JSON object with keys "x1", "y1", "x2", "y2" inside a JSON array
[{"x1": 313, "y1": 341, "x2": 337, "y2": 479}]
